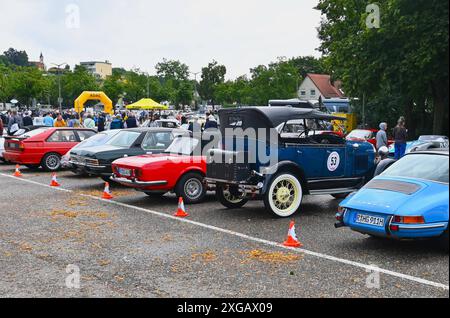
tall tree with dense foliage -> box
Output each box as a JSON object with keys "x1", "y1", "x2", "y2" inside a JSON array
[
  {"x1": 1, "y1": 48, "x2": 29, "y2": 67},
  {"x1": 316, "y1": 0, "x2": 449, "y2": 135},
  {"x1": 198, "y1": 60, "x2": 227, "y2": 106},
  {"x1": 155, "y1": 59, "x2": 190, "y2": 82}
]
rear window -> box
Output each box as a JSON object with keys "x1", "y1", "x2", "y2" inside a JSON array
[
  {"x1": 77, "y1": 130, "x2": 96, "y2": 141},
  {"x1": 107, "y1": 131, "x2": 141, "y2": 148},
  {"x1": 20, "y1": 128, "x2": 50, "y2": 139},
  {"x1": 142, "y1": 132, "x2": 174, "y2": 151},
  {"x1": 382, "y1": 154, "x2": 449, "y2": 184}
]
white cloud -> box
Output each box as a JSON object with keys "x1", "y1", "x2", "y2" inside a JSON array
[{"x1": 0, "y1": 0, "x2": 322, "y2": 79}]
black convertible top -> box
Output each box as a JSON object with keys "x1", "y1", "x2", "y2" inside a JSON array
[{"x1": 218, "y1": 107, "x2": 346, "y2": 130}]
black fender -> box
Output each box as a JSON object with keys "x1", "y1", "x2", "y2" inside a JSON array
[
  {"x1": 374, "y1": 158, "x2": 396, "y2": 177},
  {"x1": 261, "y1": 161, "x2": 309, "y2": 195}
]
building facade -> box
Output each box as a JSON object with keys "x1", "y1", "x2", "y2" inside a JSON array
[
  {"x1": 30, "y1": 53, "x2": 46, "y2": 71},
  {"x1": 298, "y1": 73, "x2": 345, "y2": 101},
  {"x1": 79, "y1": 61, "x2": 112, "y2": 79}
]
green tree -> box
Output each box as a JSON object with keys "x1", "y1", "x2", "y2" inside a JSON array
[
  {"x1": 175, "y1": 80, "x2": 194, "y2": 108},
  {"x1": 316, "y1": 0, "x2": 449, "y2": 135},
  {"x1": 198, "y1": 60, "x2": 227, "y2": 105},
  {"x1": 155, "y1": 59, "x2": 190, "y2": 82},
  {"x1": 61, "y1": 65, "x2": 99, "y2": 108},
  {"x1": 7, "y1": 66, "x2": 51, "y2": 105},
  {"x1": 2, "y1": 48, "x2": 29, "y2": 66}
]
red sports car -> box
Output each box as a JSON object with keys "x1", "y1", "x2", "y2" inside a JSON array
[
  {"x1": 111, "y1": 135, "x2": 213, "y2": 204},
  {"x1": 3, "y1": 127, "x2": 96, "y2": 171},
  {"x1": 346, "y1": 129, "x2": 394, "y2": 147}
]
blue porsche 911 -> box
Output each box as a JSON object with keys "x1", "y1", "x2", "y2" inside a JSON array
[{"x1": 335, "y1": 149, "x2": 449, "y2": 251}]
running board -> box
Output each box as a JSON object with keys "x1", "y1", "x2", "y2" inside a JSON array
[{"x1": 309, "y1": 188, "x2": 358, "y2": 195}]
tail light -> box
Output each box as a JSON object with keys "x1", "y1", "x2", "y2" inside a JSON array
[
  {"x1": 393, "y1": 216, "x2": 425, "y2": 224},
  {"x1": 19, "y1": 142, "x2": 25, "y2": 151}
]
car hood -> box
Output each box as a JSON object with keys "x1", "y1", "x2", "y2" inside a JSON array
[
  {"x1": 113, "y1": 154, "x2": 188, "y2": 168},
  {"x1": 70, "y1": 145, "x2": 126, "y2": 157},
  {"x1": 341, "y1": 176, "x2": 448, "y2": 215}
]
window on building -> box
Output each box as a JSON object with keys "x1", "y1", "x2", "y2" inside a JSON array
[
  {"x1": 300, "y1": 91, "x2": 306, "y2": 96},
  {"x1": 310, "y1": 89, "x2": 316, "y2": 96}
]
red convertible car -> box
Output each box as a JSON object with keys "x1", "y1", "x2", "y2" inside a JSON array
[
  {"x1": 3, "y1": 127, "x2": 96, "y2": 171},
  {"x1": 111, "y1": 134, "x2": 217, "y2": 204}
]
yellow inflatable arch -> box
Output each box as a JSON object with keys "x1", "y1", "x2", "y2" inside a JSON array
[{"x1": 74, "y1": 91, "x2": 114, "y2": 115}]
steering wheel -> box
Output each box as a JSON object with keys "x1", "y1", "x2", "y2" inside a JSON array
[{"x1": 297, "y1": 129, "x2": 309, "y2": 139}]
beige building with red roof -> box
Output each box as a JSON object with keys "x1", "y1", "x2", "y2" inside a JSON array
[{"x1": 298, "y1": 73, "x2": 345, "y2": 101}]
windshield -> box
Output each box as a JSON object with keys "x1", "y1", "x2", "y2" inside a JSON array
[
  {"x1": 165, "y1": 137, "x2": 199, "y2": 155},
  {"x1": 347, "y1": 130, "x2": 372, "y2": 140},
  {"x1": 382, "y1": 154, "x2": 449, "y2": 184},
  {"x1": 107, "y1": 131, "x2": 141, "y2": 148}
]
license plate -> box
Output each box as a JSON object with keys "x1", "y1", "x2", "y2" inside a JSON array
[
  {"x1": 117, "y1": 167, "x2": 132, "y2": 177},
  {"x1": 356, "y1": 214, "x2": 385, "y2": 227}
]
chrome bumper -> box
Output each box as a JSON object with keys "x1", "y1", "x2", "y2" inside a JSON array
[
  {"x1": 396, "y1": 223, "x2": 448, "y2": 230},
  {"x1": 69, "y1": 160, "x2": 107, "y2": 169},
  {"x1": 111, "y1": 176, "x2": 168, "y2": 187}
]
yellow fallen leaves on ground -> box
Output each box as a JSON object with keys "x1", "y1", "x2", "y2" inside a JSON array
[
  {"x1": 191, "y1": 251, "x2": 217, "y2": 263},
  {"x1": 51, "y1": 210, "x2": 78, "y2": 219},
  {"x1": 50, "y1": 209, "x2": 110, "y2": 220},
  {"x1": 19, "y1": 242, "x2": 33, "y2": 252},
  {"x1": 242, "y1": 250, "x2": 302, "y2": 264},
  {"x1": 97, "y1": 259, "x2": 111, "y2": 266},
  {"x1": 75, "y1": 188, "x2": 135, "y2": 198}
]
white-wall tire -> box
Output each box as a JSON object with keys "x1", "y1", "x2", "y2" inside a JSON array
[{"x1": 263, "y1": 173, "x2": 303, "y2": 218}]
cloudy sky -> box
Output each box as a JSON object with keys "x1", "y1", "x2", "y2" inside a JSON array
[{"x1": 0, "y1": 0, "x2": 323, "y2": 79}]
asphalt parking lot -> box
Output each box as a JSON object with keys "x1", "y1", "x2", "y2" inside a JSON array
[{"x1": 0, "y1": 163, "x2": 448, "y2": 298}]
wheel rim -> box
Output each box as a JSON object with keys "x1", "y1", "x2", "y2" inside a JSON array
[
  {"x1": 46, "y1": 155, "x2": 60, "y2": 170},
  {"x1": 268, "y1": 174, "x2": 302, "y2": 217},
  {"x1": 184, "y1": 178, "x2": 203, "y2": 200},
  {"x1": 223, "y1": 189, "x2": 246, "y2": 204}
]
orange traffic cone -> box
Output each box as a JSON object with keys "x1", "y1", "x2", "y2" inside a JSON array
[
  {"x1": 102, "y1": 182, "x2": 113, "y2": 200},
  {"x1": 283, "y1": 221, "x2": 303, "y2": 248},
  {"x1": 50, "y1": 172, "x2": 61, "y2": 187},
  {"x1": 13, "y1": 165, "x2": 23, "y2": 177},
  {"x1": 174, "y1": 197, "x2": 189, "y2": 218}
]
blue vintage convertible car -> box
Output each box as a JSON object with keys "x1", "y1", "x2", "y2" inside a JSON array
[
  {"x1": 206, "y1": 107, "x2": 377, "y2": 218},
  {"x1": 336, "y1": 149, "x2": 449, "y2": 251}
]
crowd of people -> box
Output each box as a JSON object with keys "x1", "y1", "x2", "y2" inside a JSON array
[
  {"x1": 0, "y1": 108, "x2": 220, "y2": 137},
  {"x1": 1, "y1": 108, "x2": 409, "y2": 159}
]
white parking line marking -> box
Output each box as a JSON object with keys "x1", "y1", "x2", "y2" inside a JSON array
[{"x1": 2, "y1": 173, "x2": 449, "y2": 291}]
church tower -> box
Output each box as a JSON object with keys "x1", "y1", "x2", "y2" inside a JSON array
[{"x1": 40, "y1": 52, "x2": 44, "y2": 64}]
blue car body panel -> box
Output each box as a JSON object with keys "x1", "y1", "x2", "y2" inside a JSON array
[{"x1": 340, "y1": 176, "x2": 449, "y2": 239}]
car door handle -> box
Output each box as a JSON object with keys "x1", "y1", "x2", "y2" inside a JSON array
[{"x1": 297, "y1": 150, "x2": 302, "y2": 154}]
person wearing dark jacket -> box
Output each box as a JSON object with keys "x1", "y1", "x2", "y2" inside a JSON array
[
  {"x1": 97, "y1": 114, "x2": 106, "y2": 132},
  {"x1": 110, "y1": 115, "x2": 124, "y2": 130},
  {"x1": 22, "y1": 112, "x2": 33, "y2": 127},
  {"x1": 393, "y1": 117, "x2": 408, "y2": 160},
  {"x1": 204, "y1": 115, "x2": 218, "y2": 130},
  {"x1": 125, "y1": 114, "x2": 138, "y2": 129}
]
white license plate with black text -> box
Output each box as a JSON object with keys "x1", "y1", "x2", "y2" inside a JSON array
[{"x1": 356, "y1": 214, "x2": 385, "y2": 227}]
